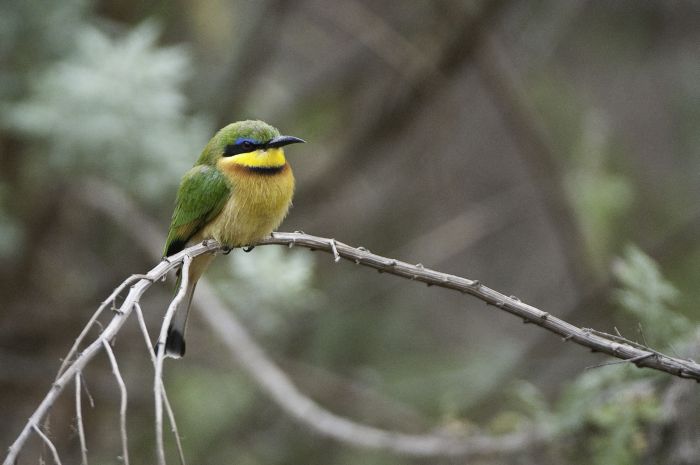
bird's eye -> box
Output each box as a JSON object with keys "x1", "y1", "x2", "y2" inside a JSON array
[{"x1": 241, "y1": 140, "x2": 254, "y2": 150}]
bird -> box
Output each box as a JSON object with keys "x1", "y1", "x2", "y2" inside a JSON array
[{"x1": 162, "y1": 120, "x2": 304, "y2": 358}]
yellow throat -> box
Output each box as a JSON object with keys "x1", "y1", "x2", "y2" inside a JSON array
[{"x1": 219, "y1": 147, "x2": 287, "y2": 169}]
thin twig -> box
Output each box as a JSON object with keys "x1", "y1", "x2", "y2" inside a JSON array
[
  {"x1": 2, "y1": 242, "x2": 216, "y2": 465},
  {"x1": 56, "y1": 274, "x2": 150, "y2": 380},
  {"x1": 75, "y1": 373, "x2": 88, "y2": 465},
  {"x1": 585, "y1": 352, "x2": 656, "y2": 370},
  {"x1": 159, "y1": 388, "x2": 185, "y2": 465},
  {"x1": 101, "y1": 340, "x2": 129, "y2": 465},
  {"x1": 133, "y1": 303, "x2": 187, "y2": 465},
  {"x1": 329, "y1": 238, "x2": 341, "y2": 262},
  {"x1": 155, "y1": 254, "x2": 193, "y2": 465},
  {"x1": 32, "y1": 425, "x2": 63, "y2": 465}
]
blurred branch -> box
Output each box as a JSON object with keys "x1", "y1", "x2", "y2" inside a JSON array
[
  {"x1": 204, "y1": 0, "x2": 290, "y2": 126},
  {"x1": 474, "y1": 34, "x2": 590, "y2": 291},
  {"x1": 194, "y1": 264, "x2": 545, "y2": 458},
  {"x1": 298, "y1": 0, "x2": 509, "y2": 200},
  {"x1": 397, "y1": 184, "x2": 529, "y2": 262}
]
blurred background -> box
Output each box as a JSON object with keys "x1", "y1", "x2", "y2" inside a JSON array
[{"x1": 1, "y1": 0, "x2": 699, "y2": 464}]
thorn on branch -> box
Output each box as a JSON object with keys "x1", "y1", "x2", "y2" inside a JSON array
[
  {"x1": 585, "y1": 352, "x2": 656, "y2": 370},
  {"x1": 329, "y1": 239, "x2": 341, "y2": 263}
]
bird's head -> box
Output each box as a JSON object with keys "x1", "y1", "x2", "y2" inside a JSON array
[{"x1": 197, "y1": 120, "x2": 304, "y2": 170}]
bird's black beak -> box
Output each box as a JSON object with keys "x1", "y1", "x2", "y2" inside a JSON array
[{"x1": 266, "y1": 135, "x2": 306, "y2": 149}]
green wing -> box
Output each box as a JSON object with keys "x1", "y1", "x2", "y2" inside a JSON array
[{"x1": 163, "y1": 165, "x2": 231, "y2": 257}]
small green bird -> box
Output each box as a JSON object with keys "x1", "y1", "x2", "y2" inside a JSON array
[{"x1": 163, "y1": 120, "x2": 304, "y2": 358}]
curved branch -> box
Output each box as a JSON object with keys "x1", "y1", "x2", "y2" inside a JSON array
[
  {"x1": 194, "y1": 268, "x2": 546, "y2": 458},
  {"x1": 10, "y1": 176, "x2": 695, "y2": 465},
  {"x1": 7, "y1": 224, "x2": 696, "y2": 465},
  {"x1": 256, "y1": 232, "x2": 700, "y2": 381},
  {"x1": 73, "y1": 182, "x2": 548, "y2": 459}
]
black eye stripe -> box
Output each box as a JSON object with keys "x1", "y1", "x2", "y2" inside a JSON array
[{"x1": 223, "y1": 141, "x2": 264, "y2": 157}]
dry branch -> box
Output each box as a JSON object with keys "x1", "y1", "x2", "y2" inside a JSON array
[
  {"x1": 101, "y1": 340, "x2": 129, "y2": 465},
  {"x1": 133, "y1": 302, "x2": 187, "y2": 465},
  {"x1": 257, "y1": 232, "x2": 700, "y2": 381},
  {"x1": 2, "y1": 242, "x2": 214, "y2": 465},
  {"x1": 155, "y1": 254, "x2": 192, "y2": 465},
  {"x1": 5, "y1": 227, "x2": 697, "y2": 465},
  {"x1": 74, "y1": 373, "x2": 88, "y2": 465},
  {"x1": 32, "y1": 425, "x2": 62, "y2": 465}
]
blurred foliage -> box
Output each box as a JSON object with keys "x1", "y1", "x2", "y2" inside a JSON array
[
  {"x1": 1, "y1": 1, "x2": 699, "y2": 464},
  {"x1": 612, "y1": 245, "x2": 689, "y2": 347},
  {"x1": 4, "y1": 22, "x2": 211, "y2": 200},
  {"x1": 568, "y1": 113, "x2": 634, "y2": 270},
  {"x1": 491, "y1": 245, "x2": 693, "y2": 465},
  {"x1": 0, "y1": 0, "x2": 88, "y2": 101},
  {"x1": 218, "y1": 246, "x2": 322, "y2": 337}
]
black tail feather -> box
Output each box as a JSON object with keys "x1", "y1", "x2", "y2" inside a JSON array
[{"x1": 164, "y1": 326, "x2": 186, "y2": 358}]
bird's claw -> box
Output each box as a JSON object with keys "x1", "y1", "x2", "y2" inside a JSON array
[
  {"x1": 221, "y1": 246, "x2": 233, "y2": 255},
  {"x1": 243, "y1": 245, "x2": 255, "y2": 253}
]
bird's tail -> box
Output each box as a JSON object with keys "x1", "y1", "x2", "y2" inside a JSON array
[
  {"x1": 163, "y1": 254, "x2": 214, "y2": 358},
  {"x1": 163, "y1": 273, "x2": 196, "y2": 358}
]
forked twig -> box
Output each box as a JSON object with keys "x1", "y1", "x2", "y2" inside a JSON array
[
  {"x1": 2, "y1": 242, "x2": 216, "y2": 465},
  {"x1": 57, "y1": 274, "x2": 150, "y2": 380},
  {"x1": 32, "y1": 425, "x2": 62, "y2": 465},
  {"x1": 5, "y1": 229, "x2": 699, "y2": 465}
]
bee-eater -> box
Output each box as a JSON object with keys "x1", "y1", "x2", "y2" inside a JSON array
[{"x1": 162, "y1": 120, "x2": 304, "y2": 358}]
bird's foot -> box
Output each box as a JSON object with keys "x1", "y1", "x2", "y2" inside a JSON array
[
  {"x1": 221, "y1": 246, "x2": 233, "y2": 255},
  {"x1": 242, "y1": 245, "x2": 255, "y2": 253}
]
